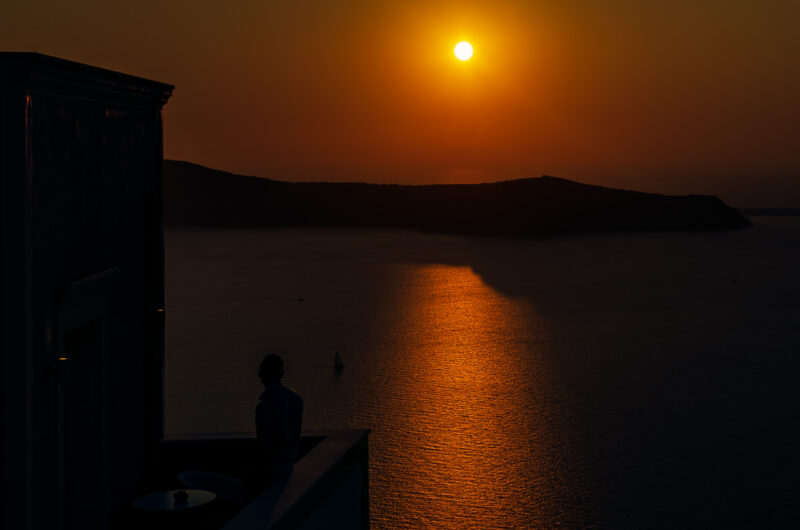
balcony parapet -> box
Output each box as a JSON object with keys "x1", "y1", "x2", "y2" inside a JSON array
[{"x1": 155, "y1": 430, "x2": 369, "y2": 529}]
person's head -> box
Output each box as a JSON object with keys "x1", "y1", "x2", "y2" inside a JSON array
[{"x1": 259, "y1": 354, "x2": 284, "y2": 386}]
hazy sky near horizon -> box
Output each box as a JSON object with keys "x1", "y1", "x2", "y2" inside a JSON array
[{"x1": 3, "y1": 0, "x2": 799, "y2": 206}]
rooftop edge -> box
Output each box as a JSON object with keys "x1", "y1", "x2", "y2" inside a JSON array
[{"x1": 0, "y1": 52, "x2": 173, "y2": 106}]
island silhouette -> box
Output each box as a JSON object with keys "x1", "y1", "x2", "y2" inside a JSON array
[{"x1": 164, "y1": 160, "x2": 750, "y2": 235}]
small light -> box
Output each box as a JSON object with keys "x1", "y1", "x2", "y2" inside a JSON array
[
  {"x1": 58, "y1": 357, "x2": 68, "y2": 361},
  {"x1": 157, "y1": 308, "x2": 165, "y2": 312}
]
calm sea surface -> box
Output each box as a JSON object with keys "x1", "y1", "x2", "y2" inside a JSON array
[{"x1": 165, "y1": 218, "x2": 800, "y2": 528}]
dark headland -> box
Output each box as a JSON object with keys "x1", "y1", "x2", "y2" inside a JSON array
[{"x1": 164, "y1": 160, "x2": 751, "y2": 236}]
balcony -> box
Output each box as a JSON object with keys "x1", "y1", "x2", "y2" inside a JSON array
[{"x1": 126, "y1": 430, "x2": 369, "y2": 529}]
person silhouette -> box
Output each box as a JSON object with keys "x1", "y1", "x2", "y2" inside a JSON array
[{"x1": 248, "y1": 354, "x2": 304, "y2": 497}]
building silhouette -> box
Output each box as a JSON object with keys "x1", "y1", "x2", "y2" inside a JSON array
[
  {"x1": 1, "y1": 53, "x2": 368, "y2": 530},
  {"x1": 1, "y1": 52, "x2": 172, "y2": 529}
]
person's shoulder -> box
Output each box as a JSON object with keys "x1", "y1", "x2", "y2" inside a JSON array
[{"x1": 282, "y1": 384, "x2": 303, "y2": 404}]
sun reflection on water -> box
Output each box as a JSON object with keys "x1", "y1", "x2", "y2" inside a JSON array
[{"x1": 371, "y1": 264, "x2": 553, "y2": 528}]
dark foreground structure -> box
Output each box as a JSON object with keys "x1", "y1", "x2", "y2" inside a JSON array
[{"x1": 1, "y1": 53, "x2": 369, "y2": 530}]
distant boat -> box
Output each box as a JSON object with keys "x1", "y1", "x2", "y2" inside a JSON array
[{"x1": 334, "y1": 352, "x2": 345, "y2": 370}]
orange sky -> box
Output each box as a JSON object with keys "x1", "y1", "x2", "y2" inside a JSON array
[{"x1": 3, "y1": 0, "x2": 799, "y2": 206}]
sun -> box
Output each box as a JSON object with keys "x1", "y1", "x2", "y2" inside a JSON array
[{"x1": 454, "y1": 41, "x2": 473, "y2": 61}]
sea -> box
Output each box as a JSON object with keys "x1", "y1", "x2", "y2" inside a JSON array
[{"x1": 165, "y1": 217, "x2": 800, "y2": 529}]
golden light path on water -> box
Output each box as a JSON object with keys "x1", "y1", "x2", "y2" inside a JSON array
[
  {"x1": 165, "y1": 230, "x2": 597, "y2": 527},
  {"x1": 368, "y1": 264, "x2": 557, "y2": 528},
  {"x1": 165, "y1": 230, "x2": 574, "y2": 526}
]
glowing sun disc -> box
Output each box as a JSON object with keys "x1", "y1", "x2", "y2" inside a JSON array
[{"x1": 454, "y1": 41, "x2": 473, "y2": 61}]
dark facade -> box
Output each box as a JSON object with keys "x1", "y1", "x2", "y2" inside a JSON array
[{"x1": 1, "y1": 53, "x2": 172, "y2": 530}]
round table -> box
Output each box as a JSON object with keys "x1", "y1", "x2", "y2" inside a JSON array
[
  {"x1": 132, "y1": 489, "x2": 216, "y2": 511},
  {"x1": 130, "y1": 490, "x2": 219, "y2": 530}
]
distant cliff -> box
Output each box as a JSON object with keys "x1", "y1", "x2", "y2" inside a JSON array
[{"x1": 163, "y1": 160, "x2": 751, "y2": 235}]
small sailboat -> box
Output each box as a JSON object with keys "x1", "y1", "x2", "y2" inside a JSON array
[{"x1": 334, "y1": 351, "x2": 345, "y2": 370}]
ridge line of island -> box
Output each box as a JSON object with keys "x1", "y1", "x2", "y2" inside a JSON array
[{"x1": 163, "y1": 160, "x2": 752, "y2": 236}]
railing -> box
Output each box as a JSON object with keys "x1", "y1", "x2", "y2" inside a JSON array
[{"x1": 152, "y1": 430, "x2": 369, "y2": 529}]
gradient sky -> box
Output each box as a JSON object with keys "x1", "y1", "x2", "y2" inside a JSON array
[{"x1": 3, "y1": 0, "x2": 799, "y2": 206}]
